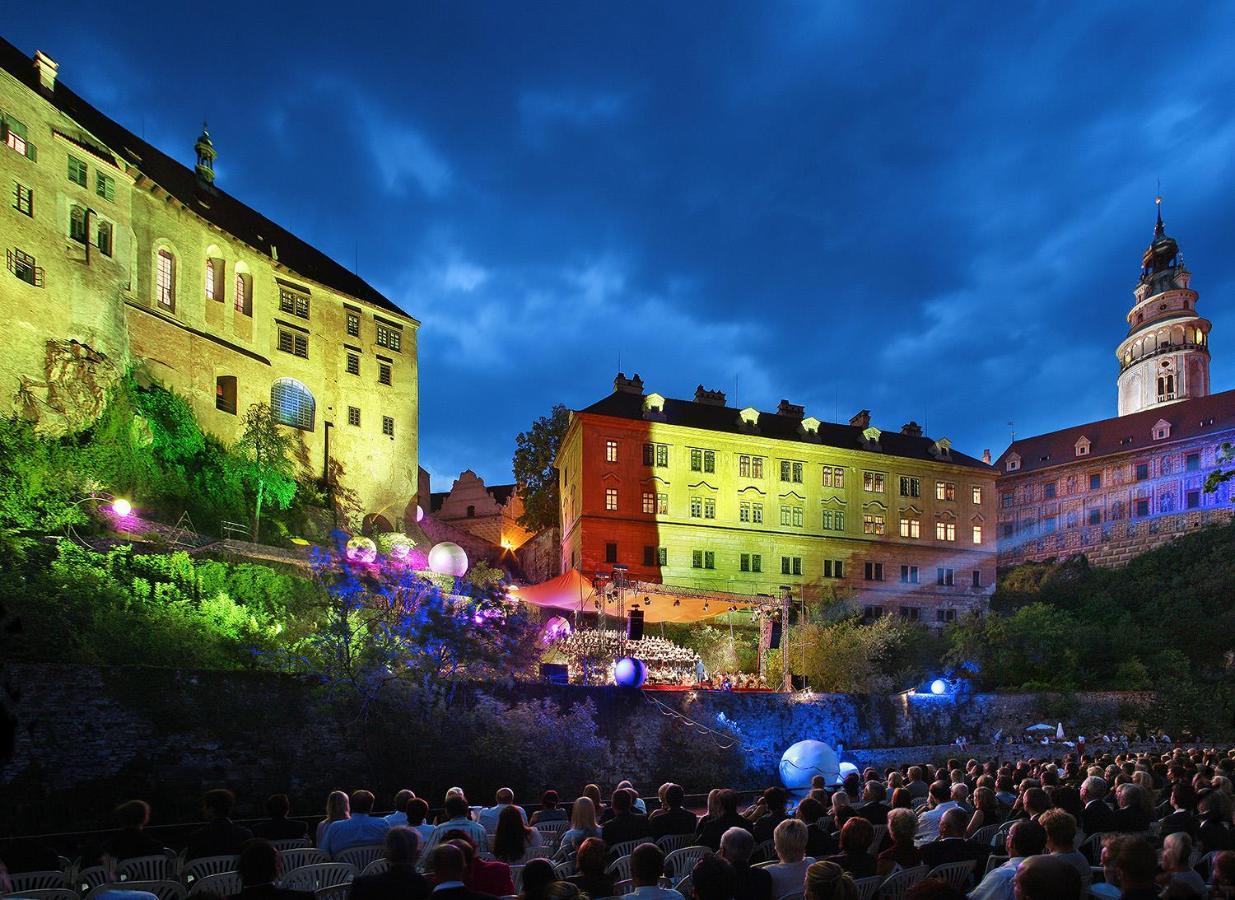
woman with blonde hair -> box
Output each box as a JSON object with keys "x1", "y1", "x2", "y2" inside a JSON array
[
  {"x1": 559, "y1": 796, "x2": 601, "y2": 856},
  {"x1": 804, "y1": 860, "x2": 857, "y2": 900},
  {"x1": 316, "y1": 790, "x2": 349, "y2": 846}
]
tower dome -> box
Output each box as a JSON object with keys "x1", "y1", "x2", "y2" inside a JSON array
[{"x1": 1115, "y1": 198, "x2": 1211, "y2": 416}]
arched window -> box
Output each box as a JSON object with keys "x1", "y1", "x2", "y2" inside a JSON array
[
  {"x1": 270, "y1": 378, "x2": 315, "y2": 431},
  {"x1": 156, "y1": 248, "x2": 176, "y2": 308}
]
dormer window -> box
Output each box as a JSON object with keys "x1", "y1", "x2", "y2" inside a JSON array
[
  {"x1": 1152, "y1": 419, "x2": 1172, "y2": 441},
  {"x1": 1075, "y1": 437, "x2": 1090, "y2": 457},
  {"x1": 800, "y1": 416, "x2": 820, "y2": 436},
  {"x1": 929, "y1": 438, "x2": 952, "y2": 460},
  {"x1": 738, "y1": 407, "x2": 760, "y2": 432},
  {"x1": 642, "y1": 392, "x2": 666, "y2": 420},
  {"x1": 861, "y1": 427, "x2": 882, "y2": 451},
  {"x1": 1005, "y1": 453, "x2": 1021, "y2": 472}
]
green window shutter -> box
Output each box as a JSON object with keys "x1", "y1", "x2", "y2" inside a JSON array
[{"x1": 26, "y1": 142, "x2": 36, "y2": 162}]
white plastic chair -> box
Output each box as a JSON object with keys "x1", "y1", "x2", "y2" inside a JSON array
[
  {"x1": 867, "y1": 825, "x2": 888, "y2": 855},
  {"x1": 969, "y1": 824, "x2": 1000, "y2": 848},
  {"x1": 984, "y1": 855, "x2": 1009, "y2": 877},
  {"x1": 360, "y1": 859, "x2": 390, "y2": 877},
  {"x1": 180, "y1": 855, "x2": 239, "y2": 886},
  {"x1": 281, "y1": 863, "x2": 356, "y2": 892},
  {"x1": 606, "y1": 840, "x2": 641, "y2": 862},
  {"x1": 117, "y1": 855, "x2": 175, "y2": 884},
  {"x1": 613, "y1": 879, "x2": 634, "y2": 895},
  {"x1": 605, "y1": 855, "x2": 633, "y2": 883},
  {"x1": 655, "y1": 834, "x2": 695, "y2": 855},
  {"x1": 853, "y1": 875, "x2": 881, "y2": 900},
  {"x1": 1078, "y1": 832, "x2": 1105, "y2": 863},
  {"x1": 510, "y1": 866, "x2": 526, "y2": 892},
  {"x1": 189, "y1": 872, "x2": 243, "y2": 896},
  {"x1": 926, "y1": 859, "x2": 975, "y2": 891},
  {"x1": 553, "y1": 860, "x2": 575, "y2": 878},
  {"x1": 271, "y1": 838, "x2": 311, "y2": 852},
  {"x1": 280, "y1": 848, "x2": 329, "y2": 872},
  {"x1": 6, "y1": 871, "x2": 69, "y2": 893},
  {"x1": 675, "y1": 876, "x2": 693, "y2": 898},
  {"x1": 664, "y1": 846, "x2": 709, "y2": 883},
  {"x1": 75, "y1": 865, "x2": 112, "y2": 894},
  {"x1": 876, "y1": 863, "x2": 928, "y2": 900},
  {"x1": 334, "y1": 845, "x2": 384, "y2": 871}
]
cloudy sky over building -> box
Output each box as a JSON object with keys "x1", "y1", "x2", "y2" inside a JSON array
[{"x1": 12, "y1": 2, "x2": 1235, "y2": 486}]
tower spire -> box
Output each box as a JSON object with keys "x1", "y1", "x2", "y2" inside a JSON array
[
  {"x1": 1154, "y1": 193, "x2": 1164, "y2": 239},
  {"x1": 194, "y1": 120, "x2": 216, "y2": 189}
]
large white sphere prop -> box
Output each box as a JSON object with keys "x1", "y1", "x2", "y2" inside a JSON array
[
  {"x1": 415, "y1": 505, "x2": 425, "y2": 523},
  {"x1": 346, "y1": 536, "x2": 377, "y2": 564},
  {"x1": 779, "y1": 740, "x2": 840, "y2": 792},
  {"x1": 838, "y1": 761, "x2": 859, "y2": 783},
  {"x1": 428, "y1": 541, "x2": 468, "y2": 577},
  {"x1": 541, "y1": 615, "x2": 572, "y2": 645},
  {"x1": 614, "y1": 656, "x2": 647, "y2": 688}
]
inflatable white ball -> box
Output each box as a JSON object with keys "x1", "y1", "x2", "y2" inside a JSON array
[
  {"x1": 428, "y1": 541, "x2": 468, "y2": 577},
  {"x1": 415, "y1": 505, "x2": 425, "y2": 522},
  {"x1": 346, "y1": 536, "x2": 377, "y2": 564},
  {"x1": 779, "y1": 739, "x2": 840, "y2": 792}
]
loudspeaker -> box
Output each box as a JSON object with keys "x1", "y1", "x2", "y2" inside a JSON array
[
  {"x1": 627, "y1": 608, "x2": 645, "y2": 641},
  {"x1": 791, "y1": 674, "x2": 810, "y2": 690},
  {"x1": 769, "y1": 620, "x2": 782, "y2": 650},
  {"x1": 540, "y1": 663, "x2": 569, "y2": 685}
]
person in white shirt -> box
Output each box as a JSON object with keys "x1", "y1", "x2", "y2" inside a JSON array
[
  {"x1": 969, "y1": 821, "x2": 1044, "y2": 900},
  {"x1": 384, "y1": 789, "x2": 414, "y2": 828},
  {"x1": 423, "y1": 795, "x2": 488, "y2": 858},
  {"x1": 406, "y1": 798, "x2": 436, "y2": 846},
  {"x1": 626, "y1": 843, "x2": 683, "y2": 900},
  {"x1": 478, "y1": 788, "x2": 527, "y2": 832},
  {"x1": 320, "y1": 790, "x2": 391, "y2": 858},
  {"x1": 765, "y1": 818, "x2": 815, "y2": 898},
  {"x1": 914, "y1": 782, "x2": 957, "y2": 846}
]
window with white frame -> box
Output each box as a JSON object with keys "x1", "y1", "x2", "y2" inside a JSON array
[{"x1": 605, "y1": 487, "x2": 618, "y2": 510}]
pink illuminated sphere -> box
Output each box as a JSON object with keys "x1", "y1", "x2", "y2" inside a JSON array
[{"x1": 428, "y1": 541, "x2": 468, "y2": 577}]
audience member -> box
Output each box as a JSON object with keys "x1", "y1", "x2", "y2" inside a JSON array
[
  {"x1": 1011, "y1": 854, "x2": 1081, "y2": 900},
  {"x1": 447, "y1": 835, "x2": 513, "y2": 897},
  {"x1": 349, "y1": 826, "x2": 431, "y2": 900},
  {"x1": 407, "y1": 799, "x2": 435, "y2": 846},
  {"x1": 717, "y1": 827, "x2": 772, "y2": 900},
  {"x1": 802, "y1": 860, "x2": 857, "y2": 900},
  {"x1": 492, "y1": 805, "x2": 541, "y2": 863},
  {"x1": 918, "y1": 808, "x2": 987, "y2": 871},
  {"x1": 186, "y1": 790, "x2": 253, "y2": 861},
  {"x1": 479, "y1": 789, "x2": 527, "y2": 833},
  {"x1": 913, "y1": 783, "x2": 956, "y2": 845},
  {"x1": 100, "y1": 800, "x2": 165, "y2": 862},
  {"x1": 560, "y1": 797, "x2": 602, "y2": 855},
  {"x1": 530, "y1": 791, "x2": 567, "y2": 826},
  {"x1": 1038, "y1": 809, "x2": 1087, "y2": 892},
  {"x1": 317, "y1": 792, "x2": 351, "y2": 848},
  {"x1": 517, "y1": 859, "x2": 556, "y2": 900},
  {"x1": 252, "y1": 795, "x2": 308, "y2": 842},
  {"x1": 690, "y1": 853, "x2": 736, "y2": 900},
  {"x1": 795, "y1": 797, "x2": 834, "y2": 858},
  {"x1": 765, "y1": 819, "x2": 814, "y2": 898},
  {"x1": 698, "y1": 791, "x2": 750, "y2": 850},
  {"x1": 602, "y1": 788, "x2": 652, "y2": 846},
  {"x1": 1080, "y1": 777, "x2": 1116, "y2": 836},
  {"x1": 823, "y1": 817, "x2": 875, "y2": 879},
  {"x1": 968, "y1": 820, "x2": 1044, "y2": 900},
  {"x1": 566, "y1": 838, "x2": 615, "y2": 899},
  {"x1": 1109, "y1": 836, "x2": 1158, "y2": 900},
  {"x1": 651, "y1": 784, "x2": 698, "y2": 839},
  {"x1": 233, "y1": 838, "x2": 313, "y2": 900},
  {"x1": 426, "y1": 797, "x2": 488, "y2": 855},
  {"x1": 321, "y1": 791, "x2": 390, "y2": 859},
  {"x1": 628, "y1": 843, "x2": 682, "y2": 900},
  {"x1": 1156, "y1": 832, "x2": 1206, "y2": 899},
  {"x1": 428, "y1": 844, "x2": 495, "y2": 900},
  {"x1": 384, "y1": 791, "x2": 415, "y2": 829},
  {"x1": 875, "y1": 808, "x2": 920, "y2": 877},
  {"x1": 751, "y1": 788, "x2": 790, "y2": 844}
]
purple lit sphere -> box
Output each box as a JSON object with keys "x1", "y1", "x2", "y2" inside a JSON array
[
  {"x1": 614, "y1": 656, "x2": 646, "y2": 688},
  {"x1": 541, "y1": 615, "x2": 572, "y2": 645},
  {"x1": 428, "y1": 541, "x2": 468, "y2": 577}
]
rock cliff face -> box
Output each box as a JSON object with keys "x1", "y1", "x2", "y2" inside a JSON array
[{"x1": 15, "y1": 339, "x2": 121, "y2": 434}]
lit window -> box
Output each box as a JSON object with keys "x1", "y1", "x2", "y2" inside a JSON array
[
  {"x1": 972, "y1": 525, "x2": 982, "y2": 544},
  {"x1": 270, "y1": 377, "x2": 315, "y2": 431},
  {"x1": 704, "y1": 498, "x2": 716, "y2": 519},
  {"x1": 605, "y1": 440, "x2": 618, "y2": 463},
  {"x1": 205, "y1": 257, "x2": 224, "y2": 301},
  {"x1": 899, "y1": 516, "x2": 920, "y2": 539},
  {"x1": 690, "y1": 496, "x2": 702, "y2": 518},
  {"x1": 347, "y1": 353, "x2": 360, "y2": 376},
  {"x1": 3, "y1": 115, "x2": 35, "y2": 158},
  {"x1": 12, "y1": 182, "x2": 32, "y2": 216},
  {"x1": 822, "y1": 465, "x2": 844, "y2": 488},
  {"x1": 378, "y1": 363, "x2": 392, "y2": 386},
  {"x1": 751, "y1": 502, "x2": 763, "y2": 523},
  {"x1": 863, "y1": 471, "x2": 885, "y2": 492},
  {"x1": 214, "y1": 375, "x2": 237, "y2": 414},
  {"x1": 96, "y1": 171, "x2": 115, "y2": 202},
  {"x1": 348, "y1": 406, "x2": 360, "y2": 426},
  {"x1": 376, "y1": 323, "x2": 402, "y2": 351},
  {"x1": 656, "y1": 493, "x2": 668, "y2": 514},
  {"x1": 971, "y1": 485, "x2": 982, "y2": 504},
  {"x1": 751, "y1": 457, "x2": 764, "y2": 479},
  {"x1": 739, "y1": 455, "x2": 750, "y2": 477},
  {"x1": 605, "y1": 488, "x2": 618, "y2": 510},
  {"x1": 346, "y1": 311, "x2": 360, "y2": 337},
  {"x1": 935, "y1": 521, "x2": 956, "y2": 541},
  {"x1": 863, "y1": 514, "x2": 885, "y2": 535},
  {"x1": 642, "y1": 492, "x2": 655, "y2": 514},
  {"x1": 234, "y1": 273, "x2": 252, "y2": 316},
  {"x1": 67, "y1": 155, "x2": 87, "y2": 186},
  {"x1": 69, "y1": 205, "x2": 87, "y2": 243},
  {"x1": 156, "y1": 249, "x2": 175, "y2": 308},
  {"x1": 792, "y1": 506, "x2": 803, "y2": 527},
  {"x1": 935, "y1": 481, "x2": 956, "y2": 501},
  {"x1": 739, "y1": 501, "x2": 750, "y2": 522},
  {"x1": 382, "y1": 416, "x2": 394, "y2": 437},
  {"x1": 279, "y1": 288, "x2": 310, "y2": 319}
]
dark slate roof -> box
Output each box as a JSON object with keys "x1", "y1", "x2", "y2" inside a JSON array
[
  {"x1": 994, "y1": 389, "x2": 1235, "y2": 475},
  {"x1": 0, "y1": 38, "x2": 410, "y2": 320},
  {"x1": 578, "y1": 390, "x2": 993, "y2": 471},
  {"x1": 429, "y1": 491, "x2": 449, "y2": 513},
  {"x1": 487, "y1": 483, "x2": 517, "y2": 506}
]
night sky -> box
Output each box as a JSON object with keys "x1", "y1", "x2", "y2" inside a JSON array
[{"x1": 9, "y1": 3, "x2": 1235, "y2": 488}]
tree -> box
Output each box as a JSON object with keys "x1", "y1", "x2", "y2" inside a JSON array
[
  {"x1": 1205, "y1": 441, "x2": 1234, "y2": 493},
  {"x1": 512, "y1": 404, "x2": 570, "y2": 533},
  {"x1": 235, "y1": 403, "x2": 297, "y2": 542}
]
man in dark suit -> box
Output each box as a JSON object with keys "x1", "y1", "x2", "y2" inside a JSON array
[
  {"x1": 697, "y1": 791, "x2": 753, "y2": 851},
  {"x1": 718, "y1": 827, "x2": 772, "y2": 900},
  {"x1": 750, "y1": 788, "x2": 789, "y2": 844},
  {"x1": 428, "y1": 845, "x2": 498, "y2": 900},
  {"x1": 650, "y1": 784, "x2": 698, "y2": 839},
  {"x1": 100, "y1": 800, "x2": 166, "y2": 862},
  {"x1": 1080, "y1": 776, "x2": 1117, "y2": 837},
  {"x1": 855, "y1": 782, "x2": 890, "y2": 826},
  {"x1": 231, "y1": 839, "x2": 314, "y2": 900},
  {"x1": 349, "y1": 827, "x2": 430, "y2": 900},
  {"x1": 919, "y1": 809, "x2": 989, "y2": 872},
  {"x1": 1156, "y1": 783, "x2": 1199, "y2": 841},
  {"x1": 187, "y1": 789, "x2": 253, "y2": 861},
  {"x1": 601, "y1": 788, "x2": 652, "y2": 846},
  {"x1": 252, "y1": 795, "x2": 309, "y2": 842}
]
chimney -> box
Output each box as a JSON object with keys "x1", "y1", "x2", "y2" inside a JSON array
[
  {"x1": 901, "y1": 421, "x2": 923, "y2": 437},
  {"x1": 982, "y1": 449, "x2": 992, "y2": 465},
  {"x1": 849, "y1": 409, "x2": 871, "y2": 429},
  {"x1": 694, "y1": 385, "x2": 726, "y2": 406},
  {"x1": 33, "y1": 50, "x2": 59, "y2": 95},
  {"x1": 613, "y1": 372, "x2": 644, "y2": 395},
  {"x1": 776, "y1": 400, "x2": 804, "y2": 419}
]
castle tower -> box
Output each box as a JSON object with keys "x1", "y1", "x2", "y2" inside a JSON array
[{"x1": 1115, "y1": 199, "x2": 1212, "y2": 416}]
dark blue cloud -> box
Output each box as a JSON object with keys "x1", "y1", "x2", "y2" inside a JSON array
[{"x1": 10, "y1": 2, "x2": 1235, "y2": 486}]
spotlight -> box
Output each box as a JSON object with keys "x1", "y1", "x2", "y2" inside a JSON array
[
  {"x1": 111, "y1": 498, "x2": 132, "y2": 517},
  {"x1": 643, "y1": 596, "x2": 652, "y2": 606},
  {"x1": 930, "y1": 678, "x2": 947, "y2": 695},
  {"x1": 673, "y1": 599, "x2": 681, "y2": 607},
  {"x1": 703, "y1": 602, "x2": 709, "y2": 612}
]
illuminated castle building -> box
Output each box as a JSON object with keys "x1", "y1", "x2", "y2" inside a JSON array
[
  {"x1": 0, "y1": 40, "x2": 420, "y2": 529},
  {"x1": 996, "y1": 203, "x2": 1235, "y2": 568},
  {"x1": 558, "y1": 377, "x2": 998, "y2": 623}
]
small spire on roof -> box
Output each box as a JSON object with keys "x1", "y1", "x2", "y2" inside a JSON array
[
  {"x1": 194, "y1": 120, "x2": 216, "y2": 188},
  {"x1": 1154, "y1": 193, "x2": 1164, "y2": 239}
]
